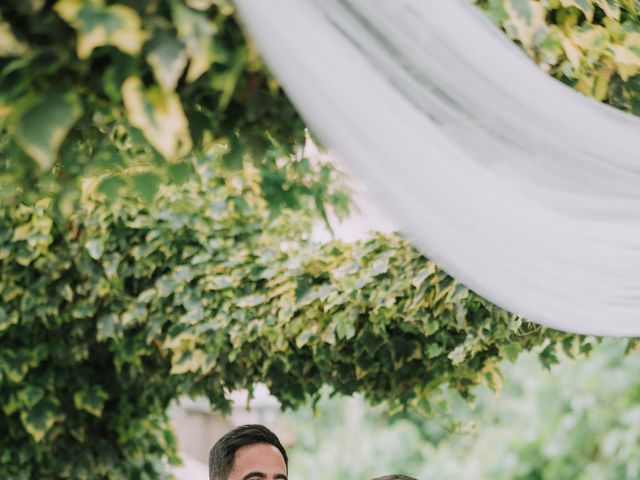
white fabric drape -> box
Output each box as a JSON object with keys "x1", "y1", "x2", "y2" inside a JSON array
[{"x1": 233, "y1": 0, "x2": 640, "y2": 336}]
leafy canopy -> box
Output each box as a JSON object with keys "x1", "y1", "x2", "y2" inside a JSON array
[
  {"x1": 1, "y1": 0, "x2": 640, "y2": 478},
  {"x1": 0, "y1": 159, "x2": 592, "y2": 478},
  {"x1": 476, "y1": 0, "x2": 640, "y2": 109}
]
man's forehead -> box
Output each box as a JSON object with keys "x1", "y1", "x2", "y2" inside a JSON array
[{"x1": 231, "y1": 443, "x2": 287, "y2": 479}]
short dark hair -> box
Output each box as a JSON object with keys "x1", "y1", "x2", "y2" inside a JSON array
[
  {"x1": 371, "y1": 476, "x2": 418, "y2": 480},
  {"x1": 208, "y1": 424, "x2": 288, "y2": 480}
]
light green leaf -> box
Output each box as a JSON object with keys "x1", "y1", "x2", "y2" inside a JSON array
[
  {"x1": 448, "y1": 345, "x2": 468, "y2": 366},
  {"x1": 501, "y1": 343, "x2": 522, "y2": 362},
  {"x1": 235, "y1": 294, "x2": 266, "y2": 308},
  {"x1": 167, "y1": 161, "x2": 195, "y2": 185},
  {"x1": 504, "y1": 0, "x2": 548, "y2": 50},
  {"x1": 55, "y1": 0, "x2": 146, "y2": 59},
  {"x1": 14, "y1": 91, "x2": 82, "y2": 170},
  {"x1": 296, "y1": 326, "x2": 318, "y2": 348},
  {"x1": 170, "y1": 349, "x2": 207, "y2": 374},
  {"x1": 122, "y1": 77, "x2": 192, "y2": 159},
  {"x1": 85, "y1": 238, "x2": 104, "y2": 260},
  {"x1": 12, "y1": 223, "x2": 32, "y2": 242},
  {"x1": 0, "y1": 21, "x2": 28, "y2": 56},
  {"x1": 96, "y1": 313, "x2": 121, "y2": 341},
  {"x1": 98, "y1": 175, "x2": 127, "y2": 201},
  {"x1": 593, "y1": 0, "x2": 621, "y2": 19},
  {"x1": 172, "y1": 3, "x2": 217, "y2": 82},
  {"x1": 146, "y1": 35, "x2": 188, "y2": 93},
  {"x1": 560, "y1": 0, "x2": 595, "y2": 20},
  {"x1": 335, "y1": 308, "x2": 358, "y2": 340},
  {"x1": 131, "y1": 172, "x2": 162, "y2": 203},
  {"x1": 483, "y1": 0, "x2": 508, "y2": 24}
]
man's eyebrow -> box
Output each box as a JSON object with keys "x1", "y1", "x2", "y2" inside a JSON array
[
  {"x1": 242, "y1": 473, "x2": 266, "y2": 480},
  {"x1": 240, "y1": 471, "x2": 287, "y2": 480}
]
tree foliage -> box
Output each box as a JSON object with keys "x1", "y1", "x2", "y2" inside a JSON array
[
  {"x1": 475, "y1": 0, "x2": 640, "y2": 110},
  {"x1": 1, "y1": 0, "x2": 639, "y2": 478},
  {"x1": 1, "y1": 160, "x2": 590, "y2": 478},
  {"x1": 285, "y1": 340, "x2": 640, "y2": 480},
  {"x1": 0, "y1": 0, "x2": 337, "y2": 220}
]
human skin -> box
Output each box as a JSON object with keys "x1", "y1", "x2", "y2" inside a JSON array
[{"x1": 227, "y1": 443, "x2": 288, "y2": 480}]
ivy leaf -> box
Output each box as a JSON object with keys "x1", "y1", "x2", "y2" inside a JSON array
[
  {"x1": 507, "y1": 0, "x2": 533, "y2": 23},
  {"x1": 501, "y1": 343, "x2": 522, "y2": 362},
  {"x1": 146, "y1": 34, "x2": 188, "y2": 93},
  {"x1": 0, "y1": 21, "x2": 28, "y2": 57},
  {"x1": 593, "y1": 0, "x2": 621, "y2": 20},
  {"x1": 131, "y1": 172, "x2": 162, "y2": 203},
  {"x1": 122, "y1": 77, "x2": 192, "y2": 159},
  {"x1": 170, "y1": 349, "x2": 207, "y2": 374},
  {"x1": 560, "y1": 0, "x2": 595, "y2": 21},
  {"x1": 13, "y1": 91, "x2": 82, "y2": 171},
  {"x1": 166, "y1": 161, "x2": 194, "y2": 185},
  {"x1": 483, "y1": 0, "x2": 508, "y2": 24},
  {"x1": 0, "y1": 307, "x2": 18, "y2": 333},
  {"x1": 2, "y1": 350, "x2": 32, "y2": 383},
  {"x1": 17, "y1": 386, "x2": 46, "y2": 410},
  {"x1": 98, "y1": 175, "x2": 127, "y2": 201},
  {"x1": 85, "y1": 239, "x2": 105, "y2": 260},
  {"x1": 20, "y1": 397, "x2": 60, "y2": 443},
  {"x1": 503, "y1": 0, "x2": 548, "y2": 50},
  {"x1": 171, "y1": 3, "x2": 217, "y2": 82},
  {"x1": 55, "y1": 0, "x2": 146, "y2": 59},
  {"x1": 73, "y1": 386, "x2": 108, "y2": 417},
  {"x1": 96, "y1": 313, "x2": 121, "y2": 341}
]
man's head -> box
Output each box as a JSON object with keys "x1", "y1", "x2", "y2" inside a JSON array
[
  {"x1": 208, "y1": 424, "x2": 288, "y2": 480},
  {"x1": 370, "y1": 476, "x2": 418, "y2": 480}
]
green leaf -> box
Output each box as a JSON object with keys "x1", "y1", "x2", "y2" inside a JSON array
[
  {"x1": 98, "y1": 175, "x2": 127, "y2": 201},
  {"x1": 2, "y1": 351, "x2": 32, "y2": 383},
  {"x1": 171, "y1": 3, "x2": 217, "y2": 82},
  {"x1": 166, "y1": 161, "x2": 194, "y2": 185},
  {"x1": 131, "y1": 172, "x2": 162, "y2": 203},
  {"x1": 170, "y1": 349, "x2": 207, "y2": 374},
  {"x1": 14, "y1": 91, "x2": 82, "y2": 170},
  {"x1": 122, "y1": 77, "x2": 192, "y2": 159},
  {"x1": 17, "y1": 385, "x2": 46, "y2": 410},
  {"x1": 73, "y1": 386, "x2": 108, "y2": 417},
  {"x1": 560, "y1": 0, "x2": 595, "y2": 20},
  {"x1": 55, "y1": 0, "x2": 146, "y2": 59},
  {"x1": 0, "y1": 21, "x2": 28, "y2": 57},
  {"x1": 508, "y1": 0, "x2": 533, "y2": 23},
  {"x1": 483, "y1": 0, "x2": 508, "y2": 24},
  {"x1": 0, "y1": 307, "x2": 19, "y2": 332},
  {"x1": 20, "y1": 397, "x2": 60, "y2": 443},
  {"x1": 96, "y1": 313, "x2": 121, "y2": 341},
  {"x1": 594, "y1": 0, "x2": 621, "y2": 20},
  {"x1": 146, "y1": 34, "x2": 188, "y2": 93},
  {"x1": 501, "y1": 343, "x2": 522, "y2": 362},
  {"x1": 85, "y1": 238, "x2": 105, "y2": 260}
]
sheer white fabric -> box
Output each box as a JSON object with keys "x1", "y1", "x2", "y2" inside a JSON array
[{"x1": 233, "y1": 0, "x2": 640, "y2": 336}]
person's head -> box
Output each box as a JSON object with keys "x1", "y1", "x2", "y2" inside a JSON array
[
  {"x1": 208, "y1": 424, "x2": 288, "y2": 480},
  {"x1": 370, "y1": 476, "x2": 418, "y2": 480}
]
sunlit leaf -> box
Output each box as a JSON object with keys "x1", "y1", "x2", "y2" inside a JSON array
[
  {"x1": 122, "y1": 77, "x2": 192, "y2": 159},
  {"x1": 146, "y1": 35, "x2": 188, "y2": 93},
  {"x1": 55, "y1": 0, "x2": 146, "y2": 59}
]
